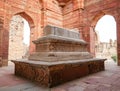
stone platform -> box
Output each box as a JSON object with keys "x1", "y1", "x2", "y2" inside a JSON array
[
  {"x1": 12, "y1": 58, "x2": 105, "y2": 87},
  {"x1": 12, "y1": 25, "x2": 106, "y2": 88}
]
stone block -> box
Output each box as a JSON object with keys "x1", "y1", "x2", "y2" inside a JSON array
[
  {"x1": 43, "y1": 25, "x2": 80, "y2": 39},
  {"x1": 12, "y1": 58, "x2": 106, "y2": 87}
]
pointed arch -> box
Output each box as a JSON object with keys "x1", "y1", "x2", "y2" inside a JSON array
[
  {"x1": 91, "y1": 11, "x2": 105, "y2": 27},
  {"x1": 15, "y1": 12, "x2": 35, "y2": 28}
]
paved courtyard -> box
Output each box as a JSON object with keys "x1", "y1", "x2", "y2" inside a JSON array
[{"x1": 0, "y1": 60, "x2": 120, "y2": 91}]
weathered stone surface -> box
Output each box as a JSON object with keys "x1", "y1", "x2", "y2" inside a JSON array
[
  {"x1": 29, "y1": 52, "x2": 93, "y2": 61},
  {"x1": 12, "y1": 25, "x2": 106, "y2": 87},
  {"x1": 44, "y1": 25, "x2": 80, "y2": 39},
  {"x1": 12, "y1": 58, "x2": 105, "y2": 87},
  {"x1": 29, "y1": 25, "x2": 92, "y2": 61},
  {"x1": 33, "y1": 36, "x2": 87, "y2": 52}
]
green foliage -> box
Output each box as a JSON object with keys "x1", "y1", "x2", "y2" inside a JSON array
[{"x1": 111, "y1": 55, "x2": 117, "y2": 62}]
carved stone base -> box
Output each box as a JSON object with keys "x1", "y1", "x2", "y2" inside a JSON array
[{"x1": 12, "y1": 58, "x2": 106, "y2": 87}]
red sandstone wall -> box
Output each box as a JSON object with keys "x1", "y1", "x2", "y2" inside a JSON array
[
  {"x1": 0, "y1": 0, "x2": 6, "y2": 66},
  {"x1": 46, "y1": 0, "x2": 63, "y2": 27},
  {"x1": 82, "y1": 0, "x2": 119, "y2": 56},
  {"x1": 0, "y1": 0, "x2": 120, "y2": 66},
  {"x1": 63, "y1": 1, "x2": 80, "y2": 29},
  {"x1": 0, "y1": 0, "x2": 42, "y2": 66}
]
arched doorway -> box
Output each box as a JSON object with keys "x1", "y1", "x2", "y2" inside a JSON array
[
  {"x1": 8, "y1": 15, "x2": 30, "y2": 61},
  {"x1": 94, "y1": 15, "x2": 117, "y2": 63},
  {"x1": 0, "y1": 11, "x2": 35, "y2": 66}
]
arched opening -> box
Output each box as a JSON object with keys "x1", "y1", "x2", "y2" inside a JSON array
[
  {"x1": 95, "y1": 15, "x2": 117, "y2": 63},
  {"x1": 8, "y1": 15, "x2": 30, "y2": 61}
]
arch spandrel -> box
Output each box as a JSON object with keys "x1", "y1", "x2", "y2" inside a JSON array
[
  {"x1": 91, "y1": 11, "x2": 105, "y2": 27},
  {"x1": 14, "y1": 12, "x2": 35, "y2": 28}
]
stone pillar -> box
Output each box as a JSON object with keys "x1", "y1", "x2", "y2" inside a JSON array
[
  {"x1": 0, "y1": 1, "x2": 8, "y2": 66},
  {"x1": 29, "y1": 27, "x2": 36, "y2": 54},
  {"x1": 0, "y1": 0, "x2": 12, "y2": 66},
  {"x1": 0, "y1": 23, "x2": 9, "y2": 66},
  {"x1": 82, "y1": 26, "x2": 90, "y2": 52},
  {"x1": 89, "y1": 27, "x2": 95, "y2": 56},
  {"x1": 82, "y1": 26, "x2": 96, "y2": 56},
  {"x1": 0, "y1": 17, "x2": 4, "y2": 66},
  {"x1": 41, "y1": 1, "x2": 47, "y2": 28},
  {"x1": 117, "y1": 14, "x2": 120, "y2": 66}
]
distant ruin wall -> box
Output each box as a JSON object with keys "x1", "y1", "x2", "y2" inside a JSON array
[
  {"x1": 95, "y1": 40, "x2": 117, "y2": 59},
  {"x1": 8, "y1": 15, "x2": 29, "y2": 60}
]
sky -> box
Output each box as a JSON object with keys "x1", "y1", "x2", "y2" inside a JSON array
[
  {"x1": 95, "y1": 15, "x2": 116, "y2": 42},
  {"x1": 23, "y1": 19, "x2": 30, "y2": 46}
]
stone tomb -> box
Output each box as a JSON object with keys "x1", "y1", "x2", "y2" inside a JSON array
[{"x1": 12, "y1": 25, "x2": 106, "y2": 87}]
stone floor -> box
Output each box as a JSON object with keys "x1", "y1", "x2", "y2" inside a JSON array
[{"x1": 0, "y1": 59, "x2": 120, "y2": 91}]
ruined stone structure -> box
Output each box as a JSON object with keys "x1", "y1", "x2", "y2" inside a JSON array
[
  {"x1": 0, "y1": 0, "x2": 120, "y2": 66},
  {"x1": 12, "y1": 25, "x2": 106, "y2": 87},
  {"x1": 95, "y1": 40, "x2": 117, "y2": 59},
  {"x1": 9, "y1": 15, "x2": 29, "y2": 60}
]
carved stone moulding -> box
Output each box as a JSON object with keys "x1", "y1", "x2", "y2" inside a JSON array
[
  {"x1": 33, "y1": 35, "x2": 87, "y2": 52},
  {"x1": 29, "y1": 52, "x2": 93, "y2": 62}
]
